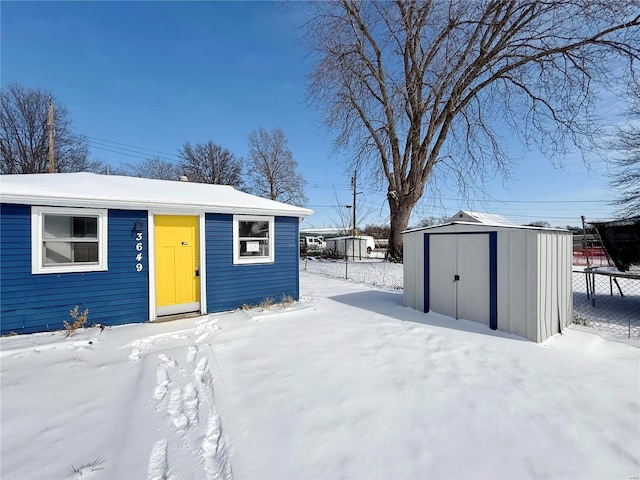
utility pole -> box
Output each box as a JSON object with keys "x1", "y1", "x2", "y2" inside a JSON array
[
  {"x1": 350, "y1": 170, "x2": 363, "y2": 236},
  {"x1": 48, "y1": 97, "x2": 55, "y2": 173},
  {"x1": 351, "y1": 170, "x2": 357, "y2": 236}
]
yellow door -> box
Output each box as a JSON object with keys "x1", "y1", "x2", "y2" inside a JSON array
[{"x1": 154, "y1": 215, "x2": 200, "y2": 316}]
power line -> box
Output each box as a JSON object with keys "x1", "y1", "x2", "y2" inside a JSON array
[
  {"x1": 81, "y1": 135, "x2": 612, "y2": 212},
  {"x1": 87, "y1": 142, "x2": 181, "y2": 163},
  {"x1": 84, "y1": 135, "x2": 182, "y2": 159},
  {"x1": 307, "y1": 182, "x2": 352, "y2": 191},
  {"x1": 309, "y1": 183, "x2": 610, "y2": 204},
  {"x1": 497, "y1": 213, "x2": 610, "y2": 222},
  {"x1": 448, "y1": 198, "x2": 609, "y2": 204},
  {"x1": 87, "y1": 143, "x2": 157, "y2": 161}
]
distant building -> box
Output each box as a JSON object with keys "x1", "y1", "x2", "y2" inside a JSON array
[{"x1": 300, "y1": 227, "x2": 349, "y2": 239}]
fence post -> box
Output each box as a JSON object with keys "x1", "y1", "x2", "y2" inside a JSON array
[{"x1": 344, "y1": 238, "x2": 348, "y2": 279}]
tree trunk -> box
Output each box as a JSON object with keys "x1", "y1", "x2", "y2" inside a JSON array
[{"x1": 387, "y1": 198, "x2": 414, "y2": 263}]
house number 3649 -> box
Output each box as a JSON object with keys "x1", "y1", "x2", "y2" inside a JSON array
[{"x1": 135, "y1": 232, "x2": 144, "y2": 272}]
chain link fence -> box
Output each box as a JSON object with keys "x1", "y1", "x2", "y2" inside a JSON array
[
  {"x1": 301, "y1": 256, "x2": 403, "y2": 289},
  {"x1": 572, "y1": 268, "x2": 640, "y2": 339},
  {"x1": 301, "y1": 256, "x2": 640, "y2": 339}
]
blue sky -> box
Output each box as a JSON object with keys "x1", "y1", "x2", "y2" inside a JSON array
[{"x1": 2, "y1": 1, "x2": 621, "y2": 228}]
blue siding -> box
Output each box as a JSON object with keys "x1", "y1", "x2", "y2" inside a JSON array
[
  {"x1": 205, "y1": 214, "x2": 299, "y2": 312},
  {"x1": 0, "y1": 204, "x2": 149, "y2": 334}
]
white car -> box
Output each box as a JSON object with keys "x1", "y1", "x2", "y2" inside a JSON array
[{"x1": 300, "y1": 236, "x2": 326, "y2": 253}]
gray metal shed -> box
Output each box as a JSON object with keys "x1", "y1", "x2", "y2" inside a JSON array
[
  {"x1": 403, "y1": 221, "x2": 573, "y2": 342},
  {"x1": 325, "y1": 236, "x2": 369, "y2": 260}
]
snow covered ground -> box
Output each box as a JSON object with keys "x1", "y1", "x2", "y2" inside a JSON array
[
  {"x1": 302, "y1": 257, "x2": 404, "y2": 289},
  {"x1": 1, "y1": 271, "x2": 639, "y2": 479}
]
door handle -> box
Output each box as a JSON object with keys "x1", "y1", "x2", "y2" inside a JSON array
[
  {"x1": 195, "y1": 267, "x2": 200, "y2": 277},
  {"x1": 454, "y1": 274, "x2": 460, "y2": 282}
]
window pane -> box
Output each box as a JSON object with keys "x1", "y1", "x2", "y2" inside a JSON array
[
  {"x1": 72, "y1": 242, "x2": 99, "y2": 262},
  {"x1": 240, "y1": 239, "x2": 269, "y2": 257},
  {"x1": 73, "y1": 217, "x2": 98, "y2": 238},
  {"x1": 44, "y1": 215, "x2": 71, "y2": 239},
  {"x1": 43, "y1": 215, "x2": 98, "y2": 239},
  {"x1": 239, "y1": 221, "x2": 269, "y2": 238},
  {"x1": 44, "y1": 242, "x2": 72, "y2": 264},
  {"x1": 35, "y1": 207, "x2": 106, "y2": 273},
  {"x1": 43, "y1": 242, "x2": 98, "y2": 264}
]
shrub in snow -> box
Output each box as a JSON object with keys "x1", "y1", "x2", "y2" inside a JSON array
[
  {"x1": 70, "y1": 457, "x2": 104, "y2": 477},
  {"x1": 63, "y1": 305, "x2": 89, "y2": 337}
]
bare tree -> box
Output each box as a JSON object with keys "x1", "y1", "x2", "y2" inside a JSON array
[
  {"x1": 328, "y1": 203, "x2": 355, "y2": 235},
  {"x1": 416, "y1": 215, "x2": 450, "y2": 228},
  {"x1": 179, "y1": 141, "x2": 243, "y2": 187},
  {"x1": 247, "y1": 127, "x2": 307, "y2": 206},
  {"x1": 1, "y1": 84, "x2": 98, "y2": 174},
  {"x1": 307, "y1": 1, "x2": 639, "y2": 260},
  {"x1": 124, "y1": 157, "x2": 181, "y2": 181},
  {"x1": 611, "y1": 82, "x2": 640, "y2": 218},
  {"x1": 525, "y1": 221, "x2": 551, "y2": 228},
  {"x1": 361, "y1": 223, "x2": 390, "y2": 239},
  {"x1": 327, "y1": 188, "x2": 376, "y2": 234}
]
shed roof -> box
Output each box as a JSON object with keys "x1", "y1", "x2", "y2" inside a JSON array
[
  {"x1": 403, "y1": 221, "x2": 569, "y2": 235},
  {"x1": 0, "y1": 173, "x2": 313, "y2": 218},
  {"x1": 448, "y1": 210, "x2": 514, "y2": 226}
]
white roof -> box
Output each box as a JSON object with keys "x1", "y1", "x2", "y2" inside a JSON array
[
  {"x1": 449, "y1": 210, "x2": 514, "y2": 226},
  {"x1": 403, "y1": 221, "x2": 568, "y2": 234},
  {"x1": 0, "y1": 173, "x2": 313, "y2": 218},
  {"x1": 300, "y1": 227, "x2": 347, "y2": 235}
]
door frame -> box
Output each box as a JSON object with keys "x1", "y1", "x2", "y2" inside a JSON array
[
  {"x1": 423, "y1": 231, "x2": 497, "y2": 330},
  {"x1": 148, "y1": 211, "x2": 207, "y2": 321}
]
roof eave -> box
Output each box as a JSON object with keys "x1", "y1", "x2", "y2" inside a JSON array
[{"x1": 0, "y1": 194, "x2": 313, "y2": 219}]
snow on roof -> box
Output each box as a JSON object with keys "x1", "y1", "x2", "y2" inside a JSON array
[
  {"x1": 403, "y1": 221, "x2": 569, "y2": 235},
  {"x1": 300, "y1": 227, "x2": 348, "y2": 235},
  {"x1": 0, "y1": 173, "x2": 313, "y2": 218},
  {"x1": 449, "y1": 210, "x2": 515, "y2": 226}
]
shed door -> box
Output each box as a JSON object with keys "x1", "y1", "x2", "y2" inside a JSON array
[
  {"x1": 457, "y1": 234, "x2": 490, "y2": 325},
  {"x1": 428, "y1": 235, "x2": 458, "y2": 319},
  {"x1": 154, "y1": 215, "x2": 200, "y2": 316},
  {"x1": 428, "y1": 233, "x2": 491, "y2": 326}
]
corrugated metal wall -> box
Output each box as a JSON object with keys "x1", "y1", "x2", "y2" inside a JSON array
[
  {"x1": 0, "y1": 204, "x2": 149, "y2": 334},
  {"x1": 403, "y1": 224, "x2": 572, "y2": 342},
  {"x1": 495, "y1": 228, "x2": 537, "y2": 339},
  {"x1": 402, "y1": 231, "x2": 424, "y2": 312},
  {"x1": 535, "y1": 231, "x2": 573, "y2": 342}
]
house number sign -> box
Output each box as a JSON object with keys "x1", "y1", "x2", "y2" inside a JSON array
[{"x1": 135, "y1": 232, "x2": 144, "y2": 272}]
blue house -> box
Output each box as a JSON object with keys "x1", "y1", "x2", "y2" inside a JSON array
[{"x1": 0, "y1": 173, "x2": 312, "y2": 334}]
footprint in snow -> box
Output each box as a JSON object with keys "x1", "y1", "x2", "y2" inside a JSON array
[
  {"x1": 146, "y1": 438, "x2": 169, "y2": 480},
  {"x1": 187, "y1": 345, "x2": 198, "y2": 366},
  {"x1": 154, "y1": 367, "x2": 170, "y2": 402}
]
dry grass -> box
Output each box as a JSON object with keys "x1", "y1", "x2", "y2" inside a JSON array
[
  {"x1": 63, "y1": 306, "x2": 89, "y2": 337},
  {"x1": 241, "y1": 295, "x2": 295, "y2": 312},
  {"x1": 280, "y1": 295, "x2": 295, "y2": 308},
  {"x1": 258, "y1": 297, "x2": 275, "y2": 309},
  {"x1": 70, "y1": 457, "x2": 104, "y2": 476}
]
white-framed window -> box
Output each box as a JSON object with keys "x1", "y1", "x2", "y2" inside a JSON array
[
  {"x1": 233, "y1": 215, "x2": 274, "y2": 264},
  {"x1": 31, "y1": 206, "x2": 108, "y2": 274}
]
